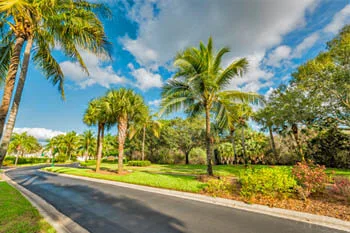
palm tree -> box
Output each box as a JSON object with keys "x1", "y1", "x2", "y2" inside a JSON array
[
  {"x1": 103, "y1": 133, "x2": 118, "y2": 157},
  {"x1": 63, "y1": 131, "x2": 78, "y2": 161},
  {"x1": 104, "y1": 88, "x2": 148, "y2": 174},
  {"x1": 160, "y1": 37, "x2": 260, "y2": 175},
  {"x1": 0, "y1": 0, "x2": 110, "y2": 166},
  {"x1": 78, "y1": 130, "x2": 95, "y2": 161},
  {"x1": 130, "y1": 110, "x2": 161, "y2": 161},
  {"x1": 8, "y1": 132, "x2": 41, "y2": 165},
  {"x1": 84, "y1": 98, "x2": 110, "y2": 172}
]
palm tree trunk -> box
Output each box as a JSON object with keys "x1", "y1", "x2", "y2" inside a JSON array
[
  {"x1": 205, "y1": 106, "x2": 213, "y2": 176},
  {"x1": 141, "y1": 125, "x2": 146, "y2": 161},
  {"x1": 15, "y1": 153, "x2": 19, "y2": 166},
  {"x1": 241, "y1": 126, "x2": 247, "y2": 166},
  {"x1": 96, "y1": 124, "x2": 101, "y2": 160},
  {"x1": 96, "y1": 123, "x2": 104, "y2": 172},
  {"x1": 230, "y1": 129, "x2": 237, "y2": 164},
  {"x1": 268, "y1": 125, "x2": 278, "y2": 158},
  {"x1": 118, "y1": 116, "x2": 127, "y2": 174},
  {"x1": 0, "y1": 37, "x2": 33, "y2": 166},
  {"x1": 0, "y1": 36, "x2": 26, "y2": 141},
  {"x1": 291, "y1": 123, "x2": 304, "y2": 161}
]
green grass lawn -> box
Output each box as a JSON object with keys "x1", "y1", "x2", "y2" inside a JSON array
[
  {"x1": 85, "y1": 163, "x2": 350, "y2": 178},
  {"x1": 43, "y1": 167, "x2": 206, "y2": 193},
  {"x1": 0, "y1": 182, "x2": 56, "y2": 233}
]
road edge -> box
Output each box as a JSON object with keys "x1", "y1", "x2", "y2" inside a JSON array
[
  {"x1": 41, "y1": 170, "x2": 350, "y2": 232},
  {"x1": 2, "y1": 171, "x2": 90, "y2": 233}
]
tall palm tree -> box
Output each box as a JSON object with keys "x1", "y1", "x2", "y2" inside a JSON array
[
  {"x1": 160, "y1": 37, "x2": 260, "y2": 175},
  {"x1": 84, "y1": 98, "x2": 110, "y2": 172},
  {"x1": 0, "y1": 0, "x2": 110, "y2": 166},
  {"x1": 104, "y1": 88, "x2": 148, "y2": 174}
]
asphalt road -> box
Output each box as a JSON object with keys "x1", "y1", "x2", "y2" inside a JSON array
[{"x1": 5, "y1": 166, "x2": 347, "y2": 233}]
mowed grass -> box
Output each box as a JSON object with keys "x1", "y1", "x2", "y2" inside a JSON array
[
  {"x1": 86, "y1": 163, "x2": 350, "y2": 178},
  {"x1": 0, "y1": 182, "x2": 56, "y2": 233},
  {"x1": 43, "y1": 167, "x2": 206, "y2": 193}
]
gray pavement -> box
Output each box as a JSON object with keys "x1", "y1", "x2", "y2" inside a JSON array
[{"x1": 6, "y1": 166, "x2": 348, "y2": 233}]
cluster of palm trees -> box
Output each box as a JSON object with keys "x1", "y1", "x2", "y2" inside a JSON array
[
  {"x1": 0, "y1": 0, "x2": 110, "y2": 166},
  {"x1": 8, "y1": 132, "x2": 41, "y2": 165},
  {"x1": 83, "y1": 88, "x2": 150, "y2": 174}
]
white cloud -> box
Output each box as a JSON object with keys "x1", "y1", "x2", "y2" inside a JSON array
[
  {"x1": 60, "y1": 51, "x2": 126, "y2": 88},
  {"x1": 148, "y1": 99, "x2": 161, "y2": 106},
  {"x1": 293, "y1": 32, "x2": 319, "y2": 58},
  {"x1": 265, "y1": 45, "x2": 292, "y2": 67},
  {"x1": 324, "y1": 4, "x2": 350, "y2": 34},
  {"x1": 128, "y1": 63, "x2": 163, "y2": 90},
  {"x1": 14, "y1": 128, "x2": 65, "y2": 141},
  {"x1": 120, "y1": 0, "x2": 318, "y2": 92}
]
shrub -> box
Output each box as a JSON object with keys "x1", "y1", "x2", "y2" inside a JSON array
[
  {"x1": 127, "y1": 160, "x2": 151, "y2": 167},
  {"x1": 189, "y1": 147, "x2": 206, "y2": 165},
  {"x1": 292, "y1": 160, "x2": 327, "y2": 199},
  {"x1": 4, "y1": 156, "x2": 49, "y2": 165},
  {"x1": 239, "y1": 167, "x2": 297, "y2": 198},
  {"x1": 332, "y1": 176, "x2": 350, "y2": 201},
  {"x1": 55, "y1": 154, "x2": 68, "y2": 163},
  {"x1": 205, "y1": 178, "x2": 234, "y2": 197}
]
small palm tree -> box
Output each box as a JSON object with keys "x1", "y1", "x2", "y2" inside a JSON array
[
  {"x1": 78, "y1": 130, "x2": 96, "y2": 161},
  {"x1": 9, "y1": 132, "x2": 41, "y2": 165},
  {"x1": 104, "y1": 88, "x2": 148, "y2": 174},
  {"x1": 63, "y1": 131, "x2": 78, "y2": 161},
  {"x1": 161, "y1": 37, "x2": 260, "y2": 175}
]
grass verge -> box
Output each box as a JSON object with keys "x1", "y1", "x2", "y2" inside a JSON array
[
  {"x1": 43, "y1": 167, "x2": 206, "y2": 193},
  {"x1": 0, "y1": 182, "x2": 56, "y2": 233}
]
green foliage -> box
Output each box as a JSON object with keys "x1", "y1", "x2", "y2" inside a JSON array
[
  {"x1": 205, "y1": 178, "x2": 234, "y2": 197},
  {"x1": 292, "y1": 161, "x2": 327, "y2": 199},
  {"x1": 54, "y1": 154, "x2": 68, "y2": 163},
  {"x1": 306, "y1": 128, "x2": 350, "y2": 168},
  {"x1": 4, "y1": 156, "x2": 48, "y2": 165},
  {"x1": 239, "y1": 167, "x2": 297, "y2": 198},
  {"x1": 189, "y1": 147, "x2": 206, "y2": 165},
  {"x1": 8, "y1": 132, "x2": 41, "y2": 155},
  {"x1": 127, "y1": 160, "x2": 151, "y2": 167}
]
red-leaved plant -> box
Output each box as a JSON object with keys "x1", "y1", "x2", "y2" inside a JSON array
[
  {"x1": 292, "y1": 160, "x2": 327, "y2": 199},
  {"x1": 332, "y1": 176, "x2": 350, "y2": 202}
]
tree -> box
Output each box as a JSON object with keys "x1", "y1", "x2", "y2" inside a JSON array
[
  {"x1": 8, "y1": 132, "x2": 41, "y2": 165},
  {"x1": 63, "y1": 131, "x2": 78, "y2": 161},
  {"x1": 78, "y1": 130, "x2": 96, "y2": 161},
  {"x1": 161, "y1": 37, "x2": 260, "y2": 175},
  {"x1": 104, "y1": 88, "x2": 148, "y2": 174},
  {"x1": 0, "y1": 0, "x2": 111, "y2": 166},
  {"x1": 84, "y1": 98, "x2": 110, "y2": 172}
]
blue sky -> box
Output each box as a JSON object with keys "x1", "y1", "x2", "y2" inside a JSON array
[{"x1": 8, "y1": 0, "x2": 350, "y2": 140}]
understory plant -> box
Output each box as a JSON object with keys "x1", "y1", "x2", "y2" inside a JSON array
[
  {"x1": 292, "y1": 160, "x2": 327, "y2": 199},
  {"x1": 332, "y1": 176, "x2": 350, "y2": 202},
  {"x1": 205, "y1": 178, "x2": 235, "y2": 197},
  {"x1": 239, "y1": 167, "x2": 297, "y2": 199}
]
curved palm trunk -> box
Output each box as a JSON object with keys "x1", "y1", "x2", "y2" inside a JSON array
[
  {"x1": 230, "y1": 129, "x2": 237, "y2": 164},
  {"x1": 141, "y1": 125, "x2": 146, "y2": 161},
  {"x1": 0, "y1": 37, "x2": 33, "y2": 166},
  {"x1": 268, "y1": 125, "x2": 278, "y2": 158},
  {"x1": 96, "y1": 123, "x2": 104, "y2": 172},
  {"x1": 205, "y1": 106, "x2": 213, "y2": 176},
  {"x1": 0, "y1": 37, "x2": 26, "y2": 141},
  {"x1": 118, "y1": 116, "x2": 127, "y2": 174},
  {"x1": 96, "y1": 124, "x2": 101, "y2": 159}
]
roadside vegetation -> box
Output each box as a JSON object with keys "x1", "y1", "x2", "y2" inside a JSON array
[{"x1": 0, "y1": 182, "x2": 56, "y2": 233}]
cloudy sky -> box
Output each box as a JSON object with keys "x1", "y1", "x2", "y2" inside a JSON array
[{"x1": 8, "y1": 0, "x2": 350, "y2": 140}]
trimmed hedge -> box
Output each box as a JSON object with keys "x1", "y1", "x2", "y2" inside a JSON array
[
  {"x1": 127, "y1": 160, "x2": 151, "y2": 167},
  {"x1": 4, "y1": 156, "x2": 49, "y2": 165}
]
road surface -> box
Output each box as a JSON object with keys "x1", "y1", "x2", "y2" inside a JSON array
[{"x1": 5, "y1": 166, "x2": 347, "y2": 233}]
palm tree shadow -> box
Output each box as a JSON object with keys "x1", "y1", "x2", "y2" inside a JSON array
[{"x1": 10, "y1": 169, "x2": 186, "y2": 233}]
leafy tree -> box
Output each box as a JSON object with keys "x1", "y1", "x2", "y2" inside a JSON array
[
  {"x1": 63, "y1": 131, "x2": 78, "y2": 161},
  {"x1": 0, "y1": 0, "x2": 110, "y2": 166},
  {"x1": 104, "y1": 88, "x2": 148, "y2": 174},
  {"x1": 161, "y1": 37, "x2": 259, "y2": 175},
  {"x1": 78, "y1": 130, "x2": 96, "y2": 160}
]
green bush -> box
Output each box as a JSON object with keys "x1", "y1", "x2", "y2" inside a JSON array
[
  {"x1": 189, "y1": 147, "x2": 206, "y2": 165},
  {"x1": 54, "y1": 154, "x2": 67, "y2": 163},
  {"x1": 4, "y1": 156, "x2": 49, "y2": 165},
  {"x1": 239, "y1": 167, "x2": 297, "y2": 198},
  {"x1": 205, "y1": 178, "x2": 234, "y2": 197},
  {"x1": 127, "y1": 160, "x2": 151, "y2": 167}
]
